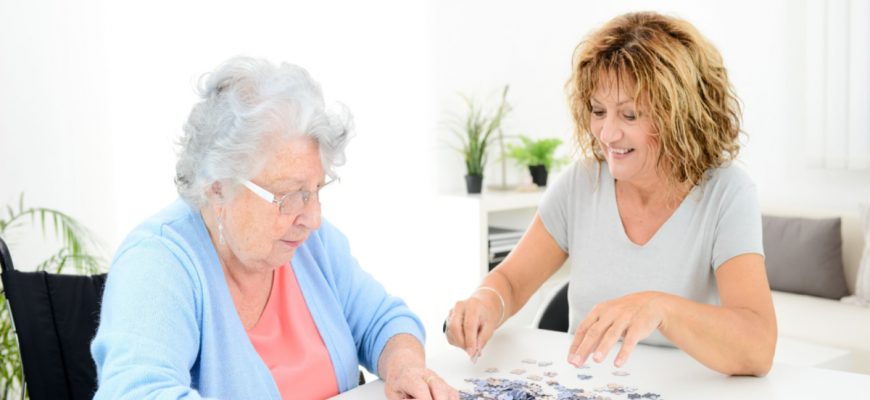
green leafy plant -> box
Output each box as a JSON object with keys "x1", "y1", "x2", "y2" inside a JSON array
[
  {"x1": 506, "y1": 135, "x2": 567, "y2": 170},
  {"x1": 448, "y1": 86, "x2": 512, "y2": 177},
  {"x1": 0, "y1": 194, "x2": 104, "y2": 399}
]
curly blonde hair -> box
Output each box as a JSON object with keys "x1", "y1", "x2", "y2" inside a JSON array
[{"x1": 567, "y1": 11, "x2": 742, "y2": 188}]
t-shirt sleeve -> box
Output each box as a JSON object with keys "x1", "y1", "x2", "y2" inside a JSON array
[
  {"x1": 711, "y1": 173, "x2": 765, "y2": 271},
  {"x1": 538, "y1": 161, "x2": 578, "y2": 253}
]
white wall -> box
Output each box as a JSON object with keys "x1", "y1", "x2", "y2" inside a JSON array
[
  {"x1": 431, "y1": 0, "x2": 870, "y2": 212},
  {"x1": 1, "y1": 0, "x2": 868, "y2": 348},
  {"x1": 0, "y1": 0, "x2": 450, "y2": 336}
]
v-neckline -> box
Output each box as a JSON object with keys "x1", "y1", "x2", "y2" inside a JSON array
[
  {"x1": 609, "y1": 178, "x2": 693, "y2": 248},
  {"x1": 245, "y1": 267, "x2": 280, "y2": 332}
]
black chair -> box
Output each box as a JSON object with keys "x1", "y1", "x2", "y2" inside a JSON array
[
  {"x1": 536, "y1": 282, "x2": 569, "y2": 333},
  {"x1": 0, "y1": 237, "x2": 107, "y2": 400}
]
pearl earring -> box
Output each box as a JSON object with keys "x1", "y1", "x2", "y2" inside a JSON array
[{"x1": 217, "y1": 216, "x2": 225, "y2": 245}]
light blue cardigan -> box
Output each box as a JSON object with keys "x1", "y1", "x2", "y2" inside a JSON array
[{"x1": 91, "y1": 199, "x2": 425, "y2": 399}]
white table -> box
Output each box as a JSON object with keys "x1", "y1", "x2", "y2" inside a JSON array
[{"x1": 335, "y1": 327, "x2": 870, "y2": 399}]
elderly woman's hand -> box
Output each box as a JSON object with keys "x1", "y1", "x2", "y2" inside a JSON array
[
  {"x1": 567, "y1": 291, "x2": 668, "y2": 369},
  {"x1": 379, "y1": 334, "x2": 458, "y2": 400},
  {"x1": 383, "y1": 364, "x2": 457, "y2": 400}
]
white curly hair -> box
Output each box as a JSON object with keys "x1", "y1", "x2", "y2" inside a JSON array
[{"x1": 175, "y1": 56, "x2": 352, "y2": 207}]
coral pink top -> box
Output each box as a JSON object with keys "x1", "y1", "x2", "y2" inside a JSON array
[{"x1": 247, "y1": 264, "x2": 339, "y2": 399}]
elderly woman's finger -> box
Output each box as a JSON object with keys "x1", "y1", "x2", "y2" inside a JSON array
[
  {"x1": 384, "y1": 377, "x2": 431, "y2": 400},
  {"x1": 427, "y1": 374, "x2": 457, "y2": 400},
  {"x1": 407, "y1": 376, "x2": 435, "y2": 400},
  {"x1": 384, "y1": 387, "x2": 403, "y2": 400}
]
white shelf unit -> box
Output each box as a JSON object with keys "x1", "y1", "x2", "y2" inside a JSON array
[
  {"x1": 478, "y1": 190, "x2": 543, "y2": 276},
  {"x1": 437, "y1": 189, "x2": 569, "y2": 329}
]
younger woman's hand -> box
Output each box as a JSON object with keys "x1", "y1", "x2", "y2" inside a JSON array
[
  {"x1": 567, "y1": 291, "x2": 666, "y2": 368},
  {"x1": 444, "y1": 288, "x2": 504, "y2": 361}
]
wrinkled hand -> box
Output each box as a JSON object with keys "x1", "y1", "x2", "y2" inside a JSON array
[
  {"x1": 567, "y1": 291, "x2": 666, "y2": 368},
  {"x1": 445, "y1": 291, "x2": 502, "y2": 361},
  {"x1": 383, "y1": 365, "x2": 458, "y2": 400}
]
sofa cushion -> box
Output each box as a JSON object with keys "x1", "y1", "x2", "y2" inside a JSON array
[
  {"x1": 772, "y1": 290, "x2": 870, "y2": 374},
  {"x1": 762, "y1": 215, "x2": 849, "y2": 299}
]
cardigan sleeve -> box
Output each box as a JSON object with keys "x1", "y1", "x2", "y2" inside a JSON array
[
  {"x1": 91, "y1": 236, "x2": 210, "y2": 400},
  {"x1": 317, "y1": 221, "x2": 426, "y2": 377}
]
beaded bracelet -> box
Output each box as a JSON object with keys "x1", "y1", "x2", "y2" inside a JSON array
[{"x1": 475, "y1": 286, "x2": 506, "y2": 325}]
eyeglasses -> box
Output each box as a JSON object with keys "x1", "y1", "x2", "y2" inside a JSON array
[{"x1": 240, "y1": 178, "x2": 337, "y2": 216}]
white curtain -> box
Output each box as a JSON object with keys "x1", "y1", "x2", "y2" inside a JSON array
[{"x1": 805, "y1": 0, "x2": 870, "y2": 170}]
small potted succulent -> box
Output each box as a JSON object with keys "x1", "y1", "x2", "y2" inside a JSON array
[
  {"x1": 506, "y1": 135, "x2": 566, "y2": 187},
  {"x1": 448, "y1": 86, "x2": 511, "y2": 194}
]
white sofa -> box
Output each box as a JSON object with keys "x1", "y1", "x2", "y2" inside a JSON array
[{"x1": 766, "y1": 208, "x2": 870, "y2": 374}]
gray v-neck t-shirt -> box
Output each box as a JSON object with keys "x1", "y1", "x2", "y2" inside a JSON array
[{"x1": 539, "y1": 159, "x2": 764, "y2": 346}]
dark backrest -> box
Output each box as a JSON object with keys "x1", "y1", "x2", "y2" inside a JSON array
[
  {"x1": 0, "y1": 237, "x2": 107, "y2": 400},
  {"x1": 537, "y1": 282, "x2": 569, "y2": 333}
]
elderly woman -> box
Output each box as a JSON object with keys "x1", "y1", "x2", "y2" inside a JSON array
[
  {"x1": 92, "y1": 57, "x2": 456, "y2": 399},
  {"x1": 446, "y1": 12, "x2": 777, "y2": 376}
]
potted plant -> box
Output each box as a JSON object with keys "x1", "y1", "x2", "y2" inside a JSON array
[
  {"x1": 448, "y1": 86, "x2": 511, "y2": 194},
  {"x1": 0, "y1": 194, "x2": 104, "y2": 398},
  {"x1": 506, "y1": 135, "x2": 566, "y2": 187}
]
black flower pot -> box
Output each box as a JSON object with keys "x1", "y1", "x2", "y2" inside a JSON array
[
  {"x1": 465, "y1": 174, "x2": 483, "y2": 194},
  {"x1": 529, "y1": 165, "x2": 549, "y2": 187}
]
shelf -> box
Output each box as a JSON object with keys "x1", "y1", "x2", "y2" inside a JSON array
[
  {"x1": 436, "y1": 188, "x2": 566, "y2": 330},
  {"x1": 442, "y1": 189, "x2": 544, "y2": 212},
  {"x1": 438, "y1": 190, "x2": 545, "y2": 277},
  {"x1": 480, "y1": 190, "x2": 544, "y2": 212}
]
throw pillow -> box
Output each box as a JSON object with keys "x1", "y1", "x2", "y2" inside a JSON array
[{"x1": 762, "y1": 215, "x2": 849, "y2": 299}]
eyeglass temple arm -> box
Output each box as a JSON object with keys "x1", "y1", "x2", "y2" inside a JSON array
[{"x1": 240, "y1": 180, "x2": 276, "y2": 203}]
